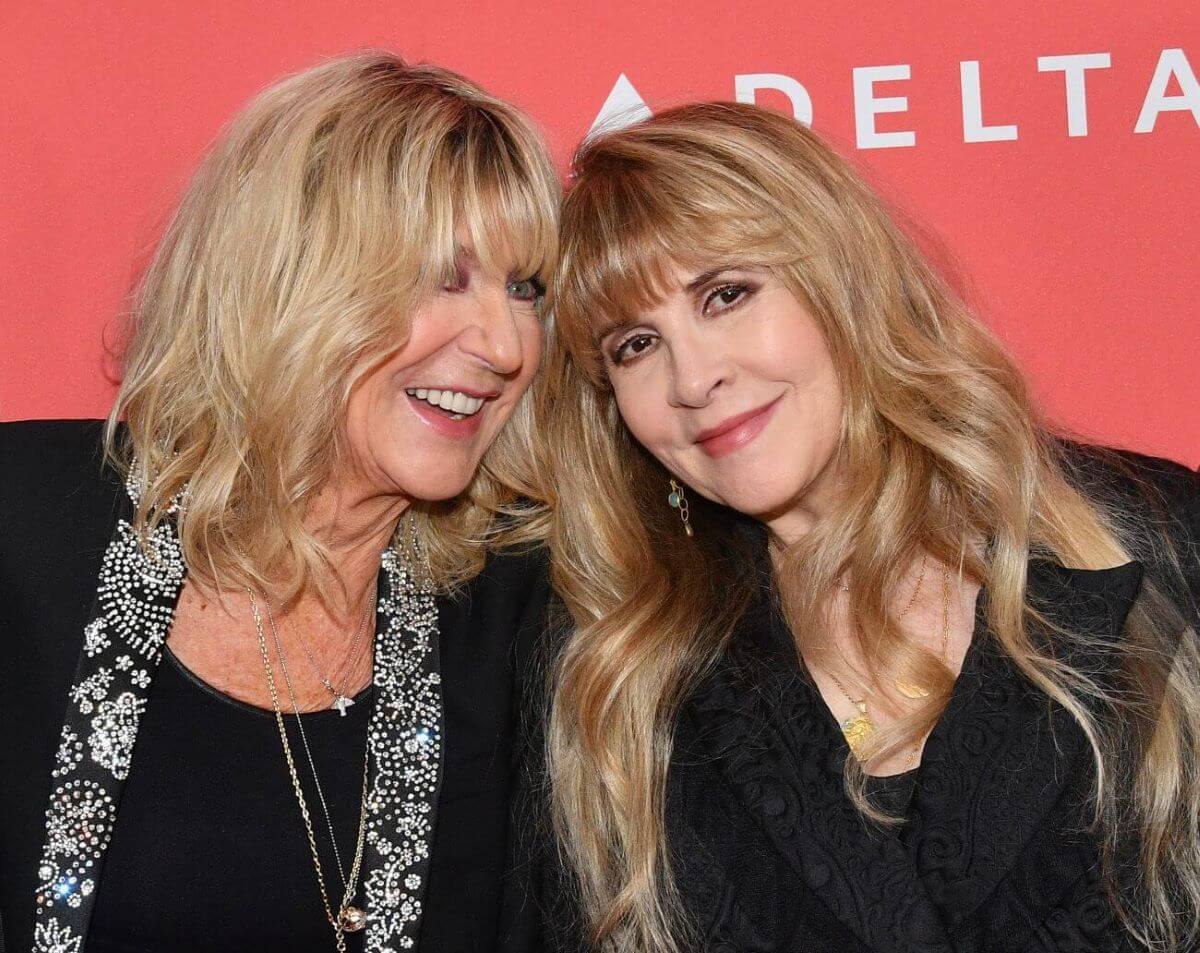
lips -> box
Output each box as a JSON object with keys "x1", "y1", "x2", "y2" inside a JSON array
[
  {"x1": 404, "y1": 385, "x2": 496, "y2": 439},
  {"x1": 694, "y1": 396, "x2": 782, "y2": 459}
]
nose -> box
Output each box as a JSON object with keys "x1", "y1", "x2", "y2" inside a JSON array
[
  {"x1": 458, "y1": 288, "x2": 526, "y2": 377},
  {"x1": 667, "y1": 326, "x2": 732, "y2": 408}
]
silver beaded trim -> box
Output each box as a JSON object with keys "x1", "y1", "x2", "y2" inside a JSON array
[
  {"x1": 33, "y1": 516, "x2": 182, "y2": 949},
  {"x1": 361, "y1": 545, "x2": 443, "y2": 951}
]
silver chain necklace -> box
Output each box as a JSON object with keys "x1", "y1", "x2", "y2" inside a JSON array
[{"x1": 281, "y1": 591, "x2": 374, "y2": 716}]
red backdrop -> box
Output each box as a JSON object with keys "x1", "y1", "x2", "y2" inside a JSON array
[{"x1": 2, "y1": 1, "x2": 1197, "y2": 464}]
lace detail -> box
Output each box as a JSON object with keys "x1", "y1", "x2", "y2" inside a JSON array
[{"x1": 663, "y1": 561, "x2": 1148, "y2": 952}]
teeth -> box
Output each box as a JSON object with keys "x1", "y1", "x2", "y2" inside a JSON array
[{"x1": 405, "y1": 388, "x2": 485, "y2": 417}]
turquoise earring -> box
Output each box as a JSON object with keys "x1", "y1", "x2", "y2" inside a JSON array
[{"x1": 668, "y1": 479, "x2": 694, "y2": 537}]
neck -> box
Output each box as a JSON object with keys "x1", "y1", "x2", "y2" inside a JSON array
[
  {"x1": 297, "y1": 473, "x2": 410, "y2": 618},
  {"x1": 763, "y1": 455, "x2": 844, "y2": 545}
]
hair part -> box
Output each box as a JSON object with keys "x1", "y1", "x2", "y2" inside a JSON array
[
  {"x1": 107, "y1": 50, "x2": 559, "y2": 602},
  {"x1": 540, "y1": 102, "x2": 1200, "y2": 951}
]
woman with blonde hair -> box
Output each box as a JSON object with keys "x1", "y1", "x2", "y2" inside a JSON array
[
  {"x1": 538, "y1": 102, "x2": 1200, "y2": 952},
  {"x1": 0, "y1": 53, "x2": 557, "y2": 952}
]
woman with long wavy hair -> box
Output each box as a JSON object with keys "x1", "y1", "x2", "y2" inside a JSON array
[
  {"x1": 0, "y1": 53, "x2": 557, "y2": 953},
  {"x1": 536, "y1": 102, "x2": 1200, "y2": 952}
]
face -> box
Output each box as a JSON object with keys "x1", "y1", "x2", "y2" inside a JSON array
[
  {"x1": 342, "y1": 245, "x2": 544, "y2": 503},
  {"x1": 600, "y1": 263, "x2": 844, "y2": 540}
]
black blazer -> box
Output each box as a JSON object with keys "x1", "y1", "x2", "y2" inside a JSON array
[
  {"x1": 542, "y1": 446, "x2": 1200, "y2": 953},
  {"x1": 0, "y1": 420, "x2": 550, "y2": 953}
]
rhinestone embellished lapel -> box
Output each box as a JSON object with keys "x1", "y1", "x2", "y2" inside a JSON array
[{"x1": 31, "y1": 482, "x2": 444, "y2": 953}]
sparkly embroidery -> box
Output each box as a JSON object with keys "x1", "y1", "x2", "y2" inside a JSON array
[
  {"x1": 33, "y1": 918, "x2": 83, "y2": 953},
  {"x1": 82, "y1": 621, "x2": 109, "y2": 657},
  {"x1": 32, "y1": 507, "x2": 181, "y2": 940},
  {"x1": 87, "y1": 692, "x2": 146, "y2": 780},
  {"x1": 50, "y1": 728, "x2": 82, "y2": 780},
  {"x1": 361, "y1": 545, "x2": 444, "y2": 952},
  {"x1": 32, "y1": 474, "x2": 445, "y2": 951}
]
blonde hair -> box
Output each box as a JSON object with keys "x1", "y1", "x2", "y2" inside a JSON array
[
  {"x1": 106, "y1": 51, "x2": 559, "y2": 598},
  {"x1": 540, "y1": 102, "x2": 1200, "y2": 951}
]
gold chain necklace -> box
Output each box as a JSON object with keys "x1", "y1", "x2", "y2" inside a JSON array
[
  {"x1": 248, "y1": 591, "x2": 371, "y2": 951},
  {"x1": 828, "y1": 558, "x2": 951, "y2": 765}
]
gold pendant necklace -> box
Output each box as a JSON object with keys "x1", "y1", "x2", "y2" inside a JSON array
[
  {"x1": 249, "y1": 591, "x2": 371, "y2": 951},
  {"x1": 838, "y1": 698, "x2": 877, "y2": 761},
  {"x1": 828, "y1": 558, "x2": 951, "y2": 763}
]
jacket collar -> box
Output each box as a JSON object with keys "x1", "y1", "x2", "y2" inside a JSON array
[
  {"x1": 679, "y1": 557, "x2": 1143, "y2": 952},
  {"x1": 30, "y1": 483, "x2": 446, "y2": 953}
]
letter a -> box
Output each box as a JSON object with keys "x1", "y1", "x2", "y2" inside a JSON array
[{"x1": 1135, "y1": 49, "x2": 1200, "y2": 133}]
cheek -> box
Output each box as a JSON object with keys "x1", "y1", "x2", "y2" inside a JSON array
[{"x1": 612, "y1": 378, "x2": 671, "y2": 457}]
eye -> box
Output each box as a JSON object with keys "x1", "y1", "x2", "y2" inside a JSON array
[
  {"x1": 703, "y1": 283, "x2": 752, "y2": 315},
  {"x1": 610, "y1": 332, "x2": 659, "y2": 366},
  {"x1": 506, "y1": 276, "x2": 545, "y2": 304}
]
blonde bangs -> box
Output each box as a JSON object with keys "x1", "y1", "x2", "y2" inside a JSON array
[
  {"x1": 554, "y1": 131, "x2": 788, "y2": 381},
  {"x1": 108, "y1": 51, "x2": 560, "y2": 602},
  {"x1": 414, "y1": 95, "x2": 559, "y2": 303}
]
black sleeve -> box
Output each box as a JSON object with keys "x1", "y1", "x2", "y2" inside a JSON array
[{"x1": 1059, "y1": 440, "x2": 1200, "y2": 628}]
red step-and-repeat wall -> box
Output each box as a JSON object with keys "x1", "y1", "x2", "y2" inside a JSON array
[{"x1": 2, "y1": 1, "x2": 1197, "y2": 464}]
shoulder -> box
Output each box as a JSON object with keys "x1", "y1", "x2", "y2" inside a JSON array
[
  {"x1": 0, "y1": 418, "x2": 125, "y2": 556},
  {"x1": 1058, "y1": 439, "x2": 1199, "y2": 518},
  {"x1": 1057, "y1": 440, "x2": 1198, "y2": 550},
  {"x1": 444, "y1": 543, "x2": 553, "y2": 648},
  {"x1": 1057, "y1": 438, "x2": 1200, "y2": 615},
  {"x1": 0, "y1": 417, "x2": 116, "y2": 497}
]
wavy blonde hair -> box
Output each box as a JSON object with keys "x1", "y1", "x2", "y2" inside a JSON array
[
  {"x1": 105, "y1": 51, "x2": 559, "y2": 598},
  {"x1": 539, "y1": 103, "x2": 1200, "y2": 951}
]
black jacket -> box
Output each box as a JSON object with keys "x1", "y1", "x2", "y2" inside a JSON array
[
  {"x1": 0, "y1": 420, "x2": 550, "y2": 953},
  {"x1": 543, "y1": 446, "x2": 1200, "y2": 953}
]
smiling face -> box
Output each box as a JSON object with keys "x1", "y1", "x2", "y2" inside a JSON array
[
  {"x1": 600, "y1": 263, "x2": 845, "y2": 540},
  {"x1": 342, "y1": 247, "x2": 544, "y2": 503}
]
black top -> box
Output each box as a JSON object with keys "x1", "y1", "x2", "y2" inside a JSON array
[
  {"x1": 538, "y1": 446, "x2": 1200, "y2": 953},
  {"x1": 88, "y1": 646, "x2": 374, "y2": 952},
  {"x1": 0, "y1": 420, "x2": 550, "y2": 953}
]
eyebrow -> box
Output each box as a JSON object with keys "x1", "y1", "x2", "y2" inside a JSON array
[
  {"x1": 682, "y1": 263, "x2": 758, "y2": 293},
  {"x1": 595, "y1": 264, "x2": 762, "y2": 347},
  {"x1": 597, "y1": 317, "x2": 637, "y2": 345}
]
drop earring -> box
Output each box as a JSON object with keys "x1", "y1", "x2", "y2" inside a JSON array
[{"x1": 668, "y1": 479, "x2": 693, "y2": 537}]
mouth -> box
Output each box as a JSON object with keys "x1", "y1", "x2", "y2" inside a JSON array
[
  {"x1": 404, "y1": 386, "x2": 496, "y2": 438},
  {"x1": 694, "y1": 396, "x2": 782, "y2": 459},
  {"x1": 405, "y1": 387, "x2": 488, "y2": 420}
]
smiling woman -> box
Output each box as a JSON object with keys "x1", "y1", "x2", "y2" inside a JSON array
[
  {"x1": 0, "y1": 52, "x2": 558, "y2": 953},
  {"x1": 536, "y1": 102, "x2": 1200, "y2": 953}
]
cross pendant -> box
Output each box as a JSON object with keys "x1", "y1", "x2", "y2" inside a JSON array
[{"x1": 333, "y1": 694, "x2": 354, "y2": 716}]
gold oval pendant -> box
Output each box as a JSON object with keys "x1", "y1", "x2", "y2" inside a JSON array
[
  {"x1": 894, "y1": 679, "x2": 931, "y2": 700},
  {"x1": 840, "y1": 704, "x2": 877, "y2": 761}
]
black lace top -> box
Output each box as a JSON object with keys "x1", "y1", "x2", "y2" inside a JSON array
[{"x1": 540, "y1": 447, "x2": 1200, "y2": 953}]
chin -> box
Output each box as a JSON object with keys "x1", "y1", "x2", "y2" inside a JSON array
[
  {"x1": 397, "y1": 468, "x2": 478, "y2": 503},
  {"x1": 713, "y1": 478, "x2": 803, "y2": 521}
]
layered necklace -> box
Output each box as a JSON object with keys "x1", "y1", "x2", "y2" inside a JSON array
[
  {"x1": 827, "y1": 556, "x2": 952, "y2": 765},
  {"x1": 248, "y1": 589, "x2": 374, "y2": 951},
  {"x1": 287, "y1": 597, "x2": 374, "y2": 716}
]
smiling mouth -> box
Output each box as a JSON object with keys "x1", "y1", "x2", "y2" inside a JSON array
[
  {"x1": 404, "y1": 387, "x2": 487, "y2": 421},
  {"x1": 694, "y1": 396, "x2": 782, "y2": 458}
]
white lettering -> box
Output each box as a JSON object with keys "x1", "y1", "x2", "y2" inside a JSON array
[
  {"x1": 961, "y1": 61, "x2": 1018, "y2": 142},
  {"x1": 1135, "y1": 48, "x2": 1200, "y2": 133},
  {"x1": 853, "y1": 65, "x2": 915, "y2": 149},
  {"x1": 1038, "y1": 52, "x2": 1112, "y2": 137},
  {"x1": 735, "y1": 73, "x2": 814, "y2": 125}
]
